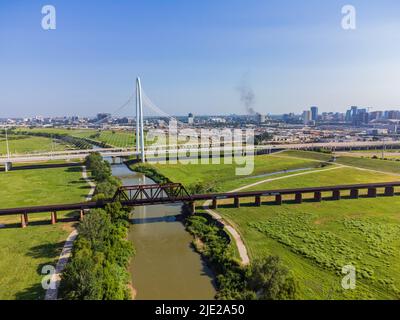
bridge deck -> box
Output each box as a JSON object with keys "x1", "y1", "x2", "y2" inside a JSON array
[{"x1": 0, "y1": 181, "x2": 399, "y2": 216}]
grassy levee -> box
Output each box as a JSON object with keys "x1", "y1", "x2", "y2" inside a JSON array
[
  {"x1": 0, "y1": 135, "x2": 72, "y2": 155},
  {"x1": 336, "y1": 156, "x2": 400, "y2": 174},
  {"x1": 133, "y1": 154, "x2": 326, "y2": 192},
  {"x1": 216, "y1": 197, "x2": 400, "y2": 300},
  {"x1": 276, "y1": 150, "x2": 333, "y2": 162},
  {"x1": 0, "y1": 165, "x2": 89, "y2": 300},
  {"x1": 131, "y1": 151, "x2": 400, "y2": 299},
  {"x1": 246, "y1": 167, "x2": 400, "y2": 192},
  {"x1": 279, "y1": 149, "x2": 400, "y2": 175},
  {"x1": 16, "y1": 128, "x2": 136, "y2": 148}
]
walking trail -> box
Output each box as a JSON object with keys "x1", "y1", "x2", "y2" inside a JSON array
[
  {"x1": 45, "y1": 166, "x2": 95, "y2": 300},
  {"x1": 202, "y1": 165, "x2": 342, "y2": 266}
]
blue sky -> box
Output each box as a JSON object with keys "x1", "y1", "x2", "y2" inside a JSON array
[{"x1": 1, "y1": 0, "x2": 400, "y2": 117}]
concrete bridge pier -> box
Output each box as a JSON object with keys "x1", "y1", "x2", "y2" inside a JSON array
[
  {"x1": 368, "y1": 188, "x2": 377, "y2": 198},
  {"x1": 4, "y1": 162, "x2": 12, "y2": 172},
  {"x1": 20, "y1": 213, "x2": 27, "y2": 228},
  {"x1": 255, "y1": 195, "x2": 261, "y2": 207},
  {"x1": 295, "y1": 193, "x2": 302, "y2": 204},
  {"x1": 333, "y1": 190, "x2": 341, "y2": 201},
  {"x1": 314, "y1": 191, "x2": 322, "y2": 202},
  {"x1": 211, "y1": 198, "x2": 218, "y2": 209},
  {"x1": 51, "y1": 211, "x2": 58, "y2": 224},
  {"x1": 79, "y1": 209, "x2": 85, "y2": 221},
  {"x1": 189, "y1": 201, "x2": 195, "y2": 214},
  {"x1": 385, "y1": 186, "x2": 394, "y2": 197},
  {"x1": 350, "y1": 189, "x2": 359, "y2": 199},
  {"x1": 275, "y1": 194, "x2": 282, "y2": 205},
  {"x1": 234, "y1": 197, "x2": 240, "y2": 208}
]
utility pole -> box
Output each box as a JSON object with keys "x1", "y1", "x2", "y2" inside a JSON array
[
  {"x1": 4, "y1": 126, "x2": 11, "y2": 172},
  {"x1": 382, "y1": 138, "x2": 386, "y2": 160},
  {"x1": 5, "y1": 127, "x2": 10, "y2": 159},
  {"x1": 50, "y1": 133, "x2": 54, "y2": 160}
]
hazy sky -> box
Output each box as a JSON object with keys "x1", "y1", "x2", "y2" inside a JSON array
[{"x1": 1, "y1": 0, "x2": 400, "y2": 117}]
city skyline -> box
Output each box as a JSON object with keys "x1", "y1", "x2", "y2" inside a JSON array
[{"x1": 1, "y1": 1, "x2": 400, "y2": 117}]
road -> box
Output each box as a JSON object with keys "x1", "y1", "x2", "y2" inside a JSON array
[{"x1": 2, "y1": 140, "x2": 400, "y2": 164}]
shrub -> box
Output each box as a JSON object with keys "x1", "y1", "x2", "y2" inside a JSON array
[
  {"x1": 186, "y1": 214, "x2": 298, "y2": 300},
  {"x1": 246, "y1": 256, "x2": 298, "y2": 300},
  {"x1": 60, "y1": 203, "x2": 134, "y2": 300}
]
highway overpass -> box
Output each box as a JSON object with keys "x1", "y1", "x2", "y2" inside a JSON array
[{"x1": 1, "y1": 140, "x2": 400, "y2": 165}]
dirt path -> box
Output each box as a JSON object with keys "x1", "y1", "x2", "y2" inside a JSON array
[
  {"x1": 202, "y1": 165, "x2": 343, "y2": 266},
  {"x1": 338, "y1": 164, "x2": 400, "y2": 177},
  {"x1": 231, "y1": 166, "x2": 342, "y2": 192},
  {"x1": 45, "y1": 166, "x2": 95, "y2": 300}
]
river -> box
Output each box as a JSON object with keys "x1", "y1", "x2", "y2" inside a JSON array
[{"x1": 108, "y1": 159, "x2": 216, "y2": 300}]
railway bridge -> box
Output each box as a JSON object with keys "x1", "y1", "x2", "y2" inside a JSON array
[{"x1": 1, "y1": 181, "x2": 400, "y2": 228}]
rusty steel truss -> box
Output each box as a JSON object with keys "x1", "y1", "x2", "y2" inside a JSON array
[{"x1": 112, "y1": 183, "x2": 192, "y2": 203}]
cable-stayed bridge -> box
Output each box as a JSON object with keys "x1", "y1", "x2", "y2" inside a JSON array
[{"x1": 2, "y1": 77, "x2": 400, "y2": 167}]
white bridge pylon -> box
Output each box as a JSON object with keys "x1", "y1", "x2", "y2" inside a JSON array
[{"x1": 136, "y1": 77, "x2": 145, "y2": 162}]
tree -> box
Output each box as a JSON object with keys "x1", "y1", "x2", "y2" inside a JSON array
[
  {"x1": 61, "y1": 242, "x2": 104, "y2": 300},
  {"x1": 78, "y1": 209, "x2": 111, "y2": 252},
  {"x1": 85, "y1": 152, "x2": 103, "y2": 171},
  {"x1": 61, "y1": 203, "x2": 134, "y2": 300},
  {"x1": 246, "y1": 256, "x2": 298, "y2": 300},
  {"x1": 95, "y1": 176, "x2": 121, "y2": 198}
]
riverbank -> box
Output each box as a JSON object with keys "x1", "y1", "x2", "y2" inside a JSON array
[
  {"x1": 126, "y1": 161, "x2": 251, "y2": 263},
  {"x1": 183, "y1": 207, "x2": 244, "y2": 299},
  {"x1": 59, "y1": 153, "x2": 135, "y2": 300},
  {"x1": 118, "y1": 162, "x2": 216, "y2": 299},
  {"x1": 45, "y1": 165, "x2": 96, "y2": 300},
  {"x1": 0, "y1": 163, "x2": 89, "y2": 299}
]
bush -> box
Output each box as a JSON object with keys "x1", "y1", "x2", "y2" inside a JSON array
[
  {"x1": 246, "y1": 256, "x2": 298, "y2": 300},
  {"x1": 60, "y1": 242, "x2": 104, "y2": 300},
  {"x1": 95, "y1": 176, "x2": 121, "y2": 198},
  {"x1": 132, "y1": 165, "x2": 171, "y2": 184},
  {"x1": 60, "y1": 203, "x2": 134, "y2": 300},
  {"x1": 187, "y1": 182, "x2": 216, "y2": 194},
  {"x1": 186, "y1": 214, "x2": 298, "y2": 300},
  {"x1": 85, "y1": 153, "x2": 121, "y2": 198}
]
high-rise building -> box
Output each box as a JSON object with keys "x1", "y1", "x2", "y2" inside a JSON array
[
  {"x1": 386, "y1": 110, "x2": 400, "y2": 120},
  {"x1": 302, "y1": 110, "x2": 312, "y2": 125},
  {"x1": 369, "y1": 111, "x2": 383, "y2": 121},
  {"x1": 188, "y1": 113, "x2": 194, "y2": 125},
  {"x1": 96, "y1": 113, "x2": 111, "y2": 122},
  {"x1": 345, "y1": 110, "x2": 352, "y2": 122},
  {"x1": 256, "y1": 113, "x2": 267, "y2": 123},
  {"x1": 355, "y1": 108, "x2": 369, "y2": 125},
  {"x1": 310, "y1": 106, "x2": 318, "y2": 121}
]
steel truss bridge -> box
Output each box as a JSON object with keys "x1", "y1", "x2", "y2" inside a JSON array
[{"x1": 1, "y1": 181, "x2": 400, "y2": 228}]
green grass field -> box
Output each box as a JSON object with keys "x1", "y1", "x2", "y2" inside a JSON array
[
  {"x1": 141, "y1": 151, "x2": 400, "y2": 299},
  {"x1": 0, "y1": 135, "x2": 72, "y2": 156},
  {"x1": 16, "y1": 128, "x2": 136, "y2": 148},
  {"x1": 246, "y1": 166, "x2": 400, "y2": 192},
  {"x1": 336, "y1": 156, "x2": 400, "y2": 174},
  {"x1": 0, "y1": 166, "x2": 89, "y2": 299},
  {"x1": 279, "y1": 150, "x2": 400, "y2": 174},
  {"x1": 141, "y1": 154, "x2": 326, "y2": 192},
  {"x1": 216, "y1": 197, "x2": 400, "y2": 299}
]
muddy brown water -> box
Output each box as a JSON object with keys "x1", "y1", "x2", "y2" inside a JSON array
[{"x1": 110, "y1": 163, "x2": 216, "y2": 300}]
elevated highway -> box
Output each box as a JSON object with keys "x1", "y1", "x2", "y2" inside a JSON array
[{"x1": 2, "y1": 140, "x2": 400, "y2": 165}]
